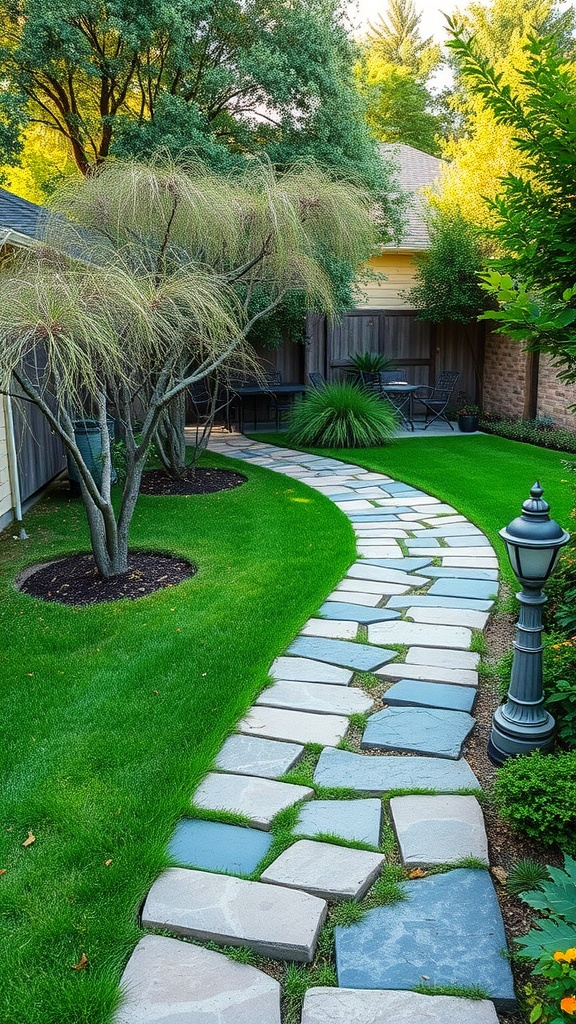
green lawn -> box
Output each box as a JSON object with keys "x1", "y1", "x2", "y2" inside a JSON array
[
  {"x1": 0, "y1": 452, "x2": 355, "y2": 1024},
  {"x1": 257, "y1": 432, "x2": 575, "y2": 586}
]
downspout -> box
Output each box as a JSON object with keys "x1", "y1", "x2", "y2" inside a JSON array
[{"x1": 3, "y1": 393, "x2": 28, "y2": 538}]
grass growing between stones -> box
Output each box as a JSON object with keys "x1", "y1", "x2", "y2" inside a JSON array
[
  {"x1": 255, "y1": 432, "x2": 574, "y2": 587},
  {"x1": 413, "y1": 983, "x2": 490, "y2": 999},
  {"x1": 0, "y1": 452, "x2": 355, "y2": 1024}
]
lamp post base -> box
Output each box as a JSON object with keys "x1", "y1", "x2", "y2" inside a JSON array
[{"x1": 487, "y1": 707, "x2": 556, "y2": 766}]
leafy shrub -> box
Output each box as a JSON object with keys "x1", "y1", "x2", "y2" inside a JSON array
[
  {"x1": 493, "y1": 751, "x2": 576, "y2": 852},
  {"x1": 481, "y1": 417, "x2": 576, "y2": 454},
  {"x1": 286, "y1": 382, "x2": 397, "y2": 448},
  {"x1": 516, "y1": 855, "x2": 576, "y2": 963}
]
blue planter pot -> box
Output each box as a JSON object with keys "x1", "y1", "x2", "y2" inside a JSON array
[{"x1": 67, "y1": 419, "x2": 117, "y2": 490}]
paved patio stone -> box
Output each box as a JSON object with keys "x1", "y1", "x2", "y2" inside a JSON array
[
  {"x1": 313, "y1": 747, "x2": 481, "y2": 792},
  {"x1": 319, "y1": 602, "x2": 401, "y2": 623},
  {"x1": 335, "y1": 500, "x2": 375, "y2": 511},
  {"x1": 301, "y1": 988, "x2": 500, "y2": 1024},
  {"x1": 256, "y1": 680, "x2": 373, "y2": 716},
  {"x1": 347, "y1": 563, "x2": 430, "y2": 587},
  {"x1": 433, "y1": 547, "x2": 497, "y2": 560},
  {"x1": 361, "y1": 557, "x2": 432, "y2": 571},
  {"x1": 428, "y1": 578, "x2": 499, "y2": 601},
  {"x1": 422, "y1": 514, "x2": 467, "y2": 525},
  {"x1": 270, "y1": 656, "x2": 353, "y2": 685},
  {"x1": 215, "y1": 735, "x2": 303, "y2": 778},
  {"x1": 142, "y1": 868, "x2": 327, "y2": 962},
  {"x1": 193, "y1": 772, "x2": 313, "y2": 829},
  {"x1": 386, "y1": 595, "x2": 493, "y2": 611},
  {"x1": 444, "y1": 535, "x2": 492, "y2": 547},
  {"x1": 261, "y1": 839, "x2": 384, "y2": 901},
  {"x1": 409, "y1": 503, "x2": 457, "y2": 515},
  {"x1": 406, "y1": 606, "x2": 490, "y2": 630},
  {"x1": 414, "y1": 566, "x2": 499, "y2": 580},
  {"x1": 287, "y1": 636, "x2": 396, "y2": 671},
  {"x1": 362, "y1": 706, "x2": 475, "y2": 759},
  {"x1": 406, "y1": 646, "x2": 480, "y2": 670},
  {"x1": 337, "y1": 579, "x2": 409, "y2": 595},
  {"x1": 115, "y1": 934, "x2": 282, "y2": 1024},
  {"x1": 442, "y1": 556, "x2": 499, "y2": 569},
  {"x1": 301, "y1": 618, "x2": 358, "y2": 639},
  {"x1": 383, "y1": 679, "x2": 476, "y2": 713},
  {"x1": 390, "y1": 795, "x2": 488, "y2": 866},
  {"x1": 325, "y1": 590, "x2": 382, "y2": 607},
  {"x1": 348, "y1": 513, "x2": 408, "y2": 522},
  {"x1": 168, "y1": 818, "x2": 273, "y2": 874},
  {"x1": 295, "y1": 799, "x2": 382, "y2": 846},
  {"x1": 334, "y1": 868, "x2": 515, "y2": 1009},
  {"x1": 378, "y1": 663, "x2": 478, "y2": 688},
  {"x1": 239, "y1": 706, "x2": 349, "y2": 746},
  {"x1": 367, "y1": 621, "x2": 472, "y2": 650},
  {"x1": 356, "y1": 545, "x2": 406, "y2": 559},
  {"x1": 411, "y1": 524, "x2": 485, "y2": 537},
  {"x1": 354, "y1": 529, "x2": 409, "y2": 539},
  {"x1": 406, "y1": 537, "x2": 441, "y2": 548}
]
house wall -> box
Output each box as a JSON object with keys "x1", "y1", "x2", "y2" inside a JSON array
[
  {"x1": 355, "y1": 252, "x2": 419, "y2": 310},
  {"x1": 483, "y1": 334, "x2": 576, "y2": 429},
  {"x1": 0, "y1": 401, "x2": 15, "y2": 529}
]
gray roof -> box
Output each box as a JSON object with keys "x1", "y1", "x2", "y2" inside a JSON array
[
  {"x1": 381, "y1": 143, "x2": 445, "y2": 251},
  {"x1": 0, "y1": 187, "x2": 47, "y2": 247}
]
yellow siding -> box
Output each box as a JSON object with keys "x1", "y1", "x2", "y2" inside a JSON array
[
  {"x1": 0, "y1": 401, "x2": 14, "y2": 522},
  {"x1": 354, "y1": 251, "x2": 420, "y2": 310}
]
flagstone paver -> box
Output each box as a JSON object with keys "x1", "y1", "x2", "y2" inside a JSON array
[
  {"x1": 295, "y1": 799, "x2": 382, "y2": 846},
  {"x1": 261, "y1": 839, "x2": 385, "y2": 901},
  {"x1": 115, "y1": 935, "x2": 282, "y2": 1024},
  {"x1": 168, "y1": 818, "x2": 273, "y2": 874},
  {"x1": 288, "y1": 636, "x2": 397, "y2": 672},
  {"x1": 142, "y1": 868, "x2": 327, "y2": 961},
  {"x1": 362, "y1": 705, "x2": 475, "y2": 759},
  {"x1": 117, "y1": 436, "x2": 512, "y2": 1024},
  {"x1": 239, "y1": 705, "x2": 349, "y2": 746},
  {"x1": 215, "y1": 734, "x2": 304, "y2": 778},
  {"x1": 334, "y1": 869, "x2": 516, "y2": 1009},
  {"x1": 383, "y1": 679, "x2": 476, "y2": 713},
  {"x1": 314, "y1": 747, "x2": 481, "y2": 792},
  {"x1": 256, "y1": 680, "x2": 373, "y2": 716},
  {"x1": 193, "y1": 772, "x2": 313, "y2": 829},
  {"x1": 390, "y1": 795, "x2": 489, "y2": 866},
  {"x1": 301, "y1": 988, "x2": 500, "y2": 1024}
]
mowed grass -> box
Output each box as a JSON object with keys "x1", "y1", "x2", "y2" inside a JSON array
[
  {"x1": 0, "y1": 452, "x2": 355, "y2": 1024},
  {"x1": 258, "y1": 432, "x2": 575, "y2": 585}
]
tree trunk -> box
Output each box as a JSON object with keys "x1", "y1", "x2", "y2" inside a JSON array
[{"x1": 154, "y1": 392, "x2": 187, "y2": 476}]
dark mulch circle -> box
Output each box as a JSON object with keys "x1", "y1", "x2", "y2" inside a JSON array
[
  {"x1": 140, "y1": 467, "x2": 247, "y2": 496},
  {"x1": 17, "y1": 551, "x2": 197, "y2": 606}
]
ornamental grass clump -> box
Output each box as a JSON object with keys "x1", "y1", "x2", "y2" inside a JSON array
[{"x1": 286, "y1": 382, "x2": 397, "y2": 448}]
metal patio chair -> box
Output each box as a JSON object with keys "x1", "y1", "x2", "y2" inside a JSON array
[
  {"x1": 413, "y1": 371, "x2": 460, "y2": 430},
  {"x1": 308, "y1": 371, "x2": 326, "y2": 389}
]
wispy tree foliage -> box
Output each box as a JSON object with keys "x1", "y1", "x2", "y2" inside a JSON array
[{"x1": 0, "y1": 157, "x2": 377, "y2": 577}]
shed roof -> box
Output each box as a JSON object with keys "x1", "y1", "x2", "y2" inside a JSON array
[
  {"x1": 381, "y1": 143, "x2": 445, "y2": 252},
  {"x1": 0, "y1": 187, "x2": 47, "y2": 248}
]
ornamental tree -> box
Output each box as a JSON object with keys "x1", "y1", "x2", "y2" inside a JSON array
[{"x1": 0, "y1": 157, "x2": 377, "y2": 577}]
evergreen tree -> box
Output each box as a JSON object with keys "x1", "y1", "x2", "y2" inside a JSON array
[{"x1": 366, "y1": 0, "x2": 440, "y2": 79}]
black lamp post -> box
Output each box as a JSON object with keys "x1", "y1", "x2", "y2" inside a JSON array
[{"x1": 488, "y1": 482, "x2": 570, "y2": 766}]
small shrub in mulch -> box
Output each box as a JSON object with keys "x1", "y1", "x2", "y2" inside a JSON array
[
  {"x1": 140, "y1": 467, "x2": 247, "y2": 496},
  {"x1": 17, "y1": 552, "x2": 197, "y2": 606},
  {"x1": 481, "y1": 416, "x2": 576, "y2": 454}
]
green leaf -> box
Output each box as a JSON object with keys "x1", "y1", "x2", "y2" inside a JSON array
[{"x1": 529, "y1": 1003, "x2": 543, "y2": 1022}]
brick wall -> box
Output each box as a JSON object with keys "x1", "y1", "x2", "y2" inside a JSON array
[{"x1": 482, "y1": 335, "x2": 576, "y2": 428}]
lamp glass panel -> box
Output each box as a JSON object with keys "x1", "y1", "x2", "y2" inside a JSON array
[{"x1": 515, "y1": 544, "x2": 556, "y2": 583}]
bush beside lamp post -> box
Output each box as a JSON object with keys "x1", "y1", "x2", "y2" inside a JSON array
[{"x1": 488, "y1": 482, "x2": 570, "y2": 766}]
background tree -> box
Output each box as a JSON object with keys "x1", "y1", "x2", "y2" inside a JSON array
[
  {"x1": 356, "y1": 0, "x2": 445, "y2": 155},
  {"x1": 447, "y1": 25, "x2": 576, "y2": 383},
  {"x1": 0, "y1": 157, "x2": 377, "y2": 577}
]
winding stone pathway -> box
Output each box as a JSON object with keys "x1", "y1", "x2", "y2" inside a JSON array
[{"x1": 115, "y1": 436, "x2": 516, "y2": 1023}]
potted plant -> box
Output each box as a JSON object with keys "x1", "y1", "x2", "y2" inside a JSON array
[{"x1": 457, "y1": 402, "x2": 481, "y2": 433}]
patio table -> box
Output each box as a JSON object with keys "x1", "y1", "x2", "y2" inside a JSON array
[{"x1": 228, "y1": 383, "x2": 307, "y2": 431}]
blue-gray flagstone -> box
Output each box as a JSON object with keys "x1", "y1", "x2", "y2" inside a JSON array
[
  {"x1": 405, "y1": 537, "x2": 441, "y2": 548},
  {"x1": 168, "y1": 819, "x2": 273, "y2": 875},
  {"x1": 378, "y1": 484, "x2": 428, "y2": 496},
  {"x1": 334, "y1": 869, "x2": 516, "y2": 1010},
  {"x1": 348, "y1": 513, "x2": 409, "y2": 521},
  {"x1": 319, "y1": 602, "x2": 401, "y2": 624},
  {"x1": 313, "y1": 747, "x2": 481, "y2": 793},
  {"x1": 215, "y1": 734, "x2": 304, "y2": 778},
  {"x1": 288, "y1": 636, "x2": 396, "y2": 672},
  {"x1": 428, "y1": 579, "x2": 499, "y2": 601},
  {"x1": 387, "y1": 596, "x2": 493, "y2": 611},
  {"x1": 362, "y1": 557, "x2": 432, "y2": 571},
  {"x1": 362, "y1": 706, "x2": 475, "y2": 759},
  {"x1": 414, "y1": 566, "x2": 499, "y2": 581},
  {"x1": 384, "y1": 679, "x2": 476, "y2": 713},
  {"x1": 295, "y1": 799, "x2": 382, "y2": 847}
]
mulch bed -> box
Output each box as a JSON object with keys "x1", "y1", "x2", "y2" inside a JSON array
[
  {"x1": 17, "y1": 551, "x2": 196, "y2": 606},
  {"x1": 140, "y1": 467, "x2": 247, "y2": 496}
]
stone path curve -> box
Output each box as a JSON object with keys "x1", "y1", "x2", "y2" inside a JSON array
[{"x1": 115, "y1": 437, "x2": 515, "y2": 1024}]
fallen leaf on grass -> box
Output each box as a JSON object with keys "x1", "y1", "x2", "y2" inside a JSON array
[
  {"x1": 409, "y1": 868, "x2": 427, "y2": 878},
  {"x1": 104, "y1": 859, "x2": 112, "y2": 867},
  {"x1": 70, "y1": 953, "x2": 89, "y2": 971},
  {"x1": 0, "y1": 869, "x2": 6, "y2": 876},
  {"x1": 491, "y1": 866, "x2": 508, "y2": 885},
  {"x1": 22, "y1": 831, "x2": 35, "y2": 847}
]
